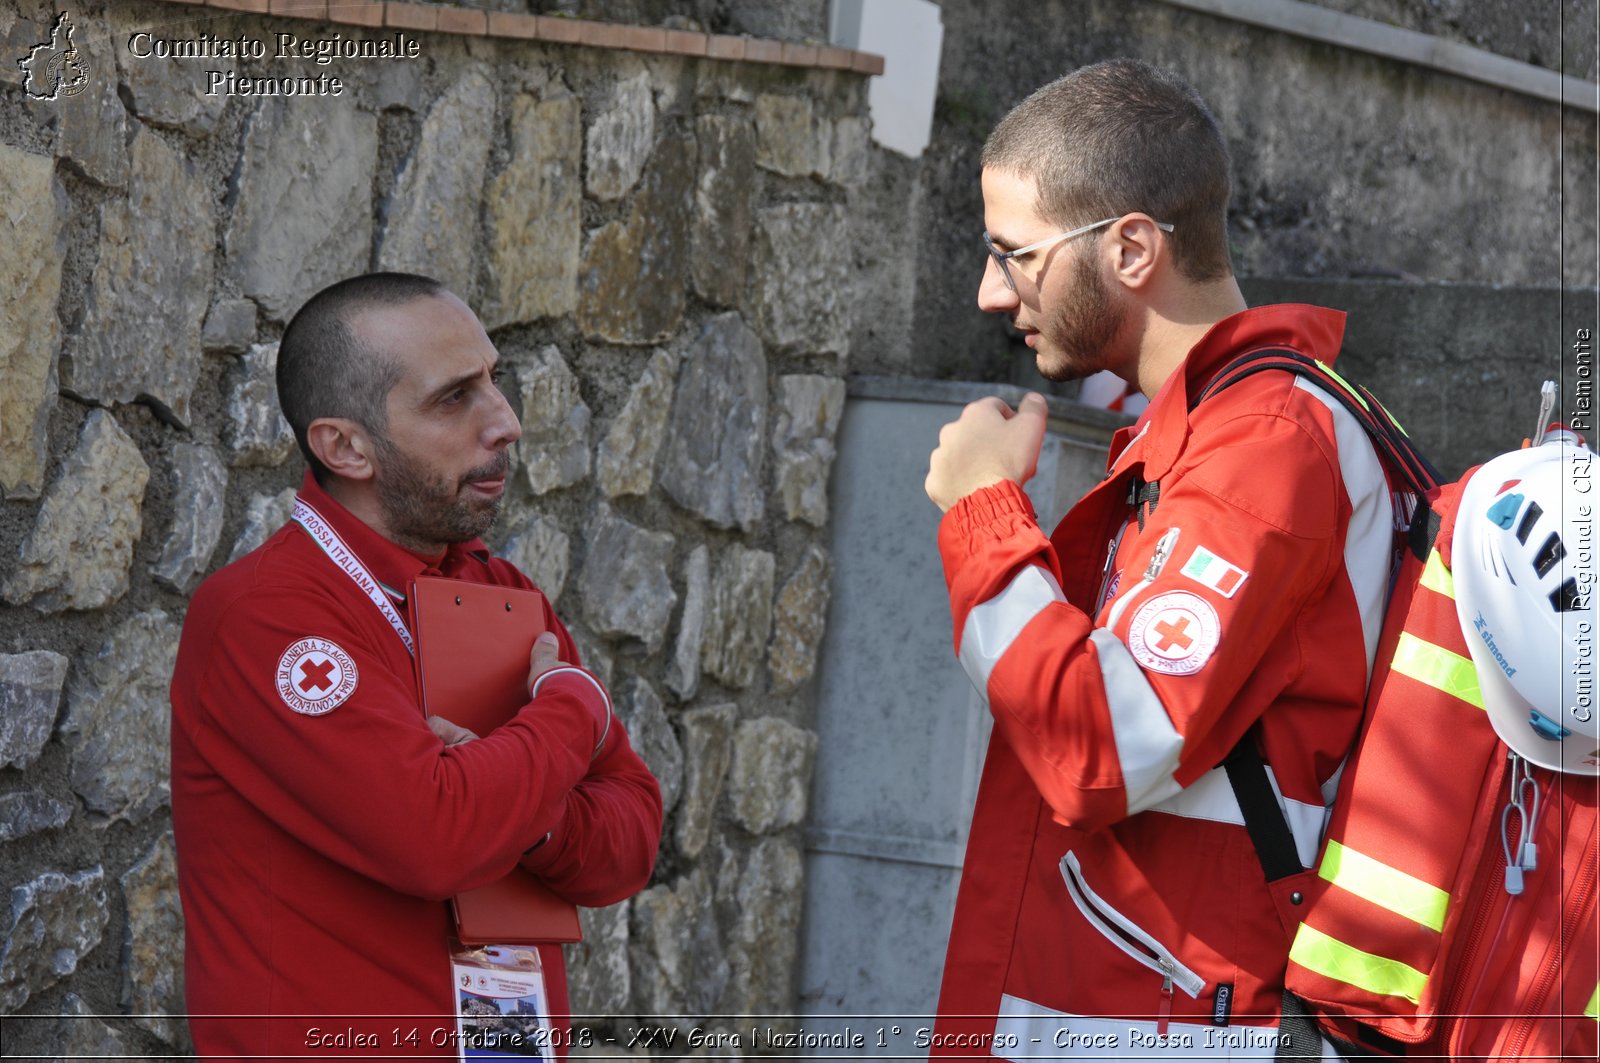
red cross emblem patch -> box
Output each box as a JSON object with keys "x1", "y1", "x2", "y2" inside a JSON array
[
  {"x1": 1128, "y1": 591, "x2": 1220, "y2": 675},
  {"x1": 275, "y1": 637, "x2": 359, "y2": 716}
]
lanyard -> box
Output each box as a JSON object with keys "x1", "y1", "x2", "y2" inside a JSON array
[{"x1": 291, "y1": 497, "x2": 416, "y2": 657}]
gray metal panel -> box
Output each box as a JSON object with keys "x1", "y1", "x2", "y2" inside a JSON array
[
  {"x1": 798, "y1": 386, "x2": 1121, "y2": 1045},
  {"x1": 803, "y1": 397, "x2": 987, "y2": 847}
]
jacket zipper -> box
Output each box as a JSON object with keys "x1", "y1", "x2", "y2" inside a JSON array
[
  {"x1": 1104, "y1": 527, "x2": 1181, "y2": 630},
  {"x1": 1095, "y1": 529, "x2": 1125, "y2": 613},
  {"x1": 1144, "y1": 527, "x2": 1181, "y2": 582},
  {"x1": 1157, "y1": 958, "x2": 1175, "y2": 1036},
  {"x1": 1060, "y1": 851, "x2": 1206, "y2": 1026}
]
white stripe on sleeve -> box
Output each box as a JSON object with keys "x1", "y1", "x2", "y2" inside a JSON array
[
  {"x1": 957, "y1": 565, "x2": 1066, "y2": 696},
  {"x1": 1089, "y1": 628, "x2": 1184, "y2": 815},
  {"x1": 1294, "y1": 378, "x2": 1392, "y2": 682}
]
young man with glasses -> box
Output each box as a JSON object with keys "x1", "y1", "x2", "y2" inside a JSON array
[{"x1": 924, "y1": 59, "x2": 1396, "y2": 1058}]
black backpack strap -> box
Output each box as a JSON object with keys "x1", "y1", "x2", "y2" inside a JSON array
[
  {"x1": 1222, "y1": 736, "x2": 1304, "y2": 883},
  {"x1": 1209, "y1": 347, "x2": 1440, "y2": 905},
  {"x1": 1206, "y1": 347, "x2": 1441, "y2": 889},
  {"x1": 1275, "y1": 990, "x2": 1329, "y2": 1061},
  {"x1": 1129, "y1": 477, "x2": 1160, "y2": 531},
  {"x1": 1407, "y1": 495, "x2": 1440, "y2": 562},
  {"x1": 1221, "y1": 754, "x2": 1335, "y2": 1062},
  {"x1": 1193, "y1": 349, "x2": 1443, "y2": 497},
  {"x1": 1200, "y1": 350, "x2": 1440, "y2": 1061},
  {"x1": 1227, "y1": 743, "x2": 1407, "y2": 1060},
  {"x1": 1274, "y1": 990, "x2": 1403, "y2": 1060},
  {"x1": 1135, "y1": 348, "x2": 1442, "y2": 560}
]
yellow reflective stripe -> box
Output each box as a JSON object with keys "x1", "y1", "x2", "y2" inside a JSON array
[
  {"x1": 1312, "y1": 359, "x2": 1373, "y2": 412},
  {"x1": 1290, "y1": 922, "x2": 1429, "y2": 1005},
  {"x1": 1586, "y1": 983, "x2": 1598, "y2": 1021},
  {"x1": 1418, "y1": 550, "x2": 1453, "y2": 597},
  {"x1": 1391, "y1": 631, "x2": 1485, "y2": 710},
  {"x1": 1318, "y1": 840, "x2": 1450, "y2": 932},
  {"x1": 1372, "y1": 396, "x2": 1414, "y2": 437},
  {"x1": 1309, "y1": 357, "x2": 1417, "y2": 436}
]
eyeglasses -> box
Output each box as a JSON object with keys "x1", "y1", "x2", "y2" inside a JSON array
[{"x1": 983, "y1": 216, "x2": 1175, "y2": 291}]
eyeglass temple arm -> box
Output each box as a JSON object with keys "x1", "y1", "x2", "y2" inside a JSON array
[{"x1": 1001, "y1": 219, "x2": 1175, "y2": 260}]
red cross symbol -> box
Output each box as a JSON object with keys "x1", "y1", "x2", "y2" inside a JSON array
[
  {"x1": 1152, "y1": 616, "x2": 1195, "y2": 653},
  {"x1": 298, "y1": 657, "x2": 336, "y2": 694}
]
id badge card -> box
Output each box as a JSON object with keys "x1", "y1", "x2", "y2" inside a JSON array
[{"x1": 449, "y1": 943, "x2": 556, "y2": 1062}]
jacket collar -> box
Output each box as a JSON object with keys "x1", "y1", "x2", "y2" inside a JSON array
[
  {"x1": 292, "y1": 471, "x2": 492, "y2": 601},
  {"x1": 1108, "y1": 303, "x2": 1348, "y2": 481}
]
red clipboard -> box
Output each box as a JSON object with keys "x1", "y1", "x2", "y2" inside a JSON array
[{"x1": 410, "y1": 576, "x2": 582, "y2": 945}]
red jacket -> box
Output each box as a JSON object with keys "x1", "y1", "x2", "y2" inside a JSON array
[
  {"x1": 933, "y1": 306, "x2": 1397, "y2": 1056},
  {"x1": 171, "y1": 473, "x2": 662, "y2": 1060}
]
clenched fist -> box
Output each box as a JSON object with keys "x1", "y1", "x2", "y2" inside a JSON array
[{"x1": 925, "y1": 393, "x2": 1050, "y2": 512}]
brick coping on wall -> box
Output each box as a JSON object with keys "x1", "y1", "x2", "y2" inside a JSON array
[{"x1": 151, "y1": 0, "x2": 886, "y2": 74}]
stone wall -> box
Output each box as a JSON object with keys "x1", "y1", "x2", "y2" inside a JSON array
[{"x1": 0, "y1": 0, "x2": 876, "y2": 1055}]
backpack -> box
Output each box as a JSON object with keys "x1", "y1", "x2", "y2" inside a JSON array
[{"x1": 1192, "y1": 351, "x2": 1599, "y2": 1060}]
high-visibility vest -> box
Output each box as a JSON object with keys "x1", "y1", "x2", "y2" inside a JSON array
[{"x1": 1284, "y1": 474, "x2": 1600, "y2": 1058}]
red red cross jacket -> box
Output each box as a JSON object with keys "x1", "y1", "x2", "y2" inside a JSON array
[
  {"x1": 170, "y1": 473, "x2": 662, "y2": 1060},
  {"x1": 932, "y1": 305, "x2": 1398, "y2": 1058}
]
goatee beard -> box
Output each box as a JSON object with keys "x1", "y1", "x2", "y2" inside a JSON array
[
  {"x1": 1036, "y1": 244, "x2": 1126, "y2": 383},
  {"x1": 373, "y1": 439, "x2": 510, "y2": 553}
]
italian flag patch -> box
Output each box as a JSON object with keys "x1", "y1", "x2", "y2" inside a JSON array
[{"x1": 1180, "y1": 546, "x2": 1248, "y2": 598}]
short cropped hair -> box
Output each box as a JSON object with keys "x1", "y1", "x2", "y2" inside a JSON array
[
  {"x1": 277, "y1": 273, "x2": 444, "y2": 484},
  {"x1": 983, "y1": 59, "x2": 1233, "y2": 282}
]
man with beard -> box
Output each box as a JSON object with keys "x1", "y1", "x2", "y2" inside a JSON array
[
  {"x1": 170, "y1": 273, "x2": 662, "y2": 1058},
  {"x1": 923, "y1": 61, "x2": 1399, "y2": 1057}
]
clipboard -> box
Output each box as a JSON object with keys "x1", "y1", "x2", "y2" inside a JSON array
[{"x1": 410, "y1": 576, "x2": 582, "y2": 945}]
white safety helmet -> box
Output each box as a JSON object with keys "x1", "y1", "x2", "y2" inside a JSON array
[{"x1": 1453, "y1": 437, "x2": 1599, "y2": 774}]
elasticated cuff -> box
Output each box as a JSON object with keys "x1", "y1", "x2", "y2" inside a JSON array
[
  {"x1": 944, "y1": 480, "x2": 1038, "y2": 546},
  {"x1": 529, "y1": 666, "x2": 612, "y2": 758}
]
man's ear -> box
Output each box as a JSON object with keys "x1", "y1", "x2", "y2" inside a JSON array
[
  {"x1": 306, "y1": 418, "x2": 377, "y2": 482},
  {"x1": 1109, "y1": 214, "x2": 1166, "y2": 291}
]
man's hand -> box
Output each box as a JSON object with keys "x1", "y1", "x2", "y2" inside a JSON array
[
  {"x1": 526, "y1": 631, "x2": 610, "y2": 761},
  {"x1": 527, "y1": 632, "x2": 567, "y2": 694},
  {"x1": 428, "y1": 715, "x2": 479, "y2": 746},
  {"x1": 925, "y1": 393, "x2": 1049, "y2": 512}
]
